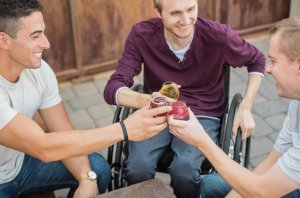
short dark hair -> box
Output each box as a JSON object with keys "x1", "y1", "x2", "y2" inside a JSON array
[{"x1": 0, "y1": 0, "x2": 43, "y2": 38}]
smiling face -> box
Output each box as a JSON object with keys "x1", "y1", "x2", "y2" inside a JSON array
[
  {"x1": 6, "y1": 11, "x2": 50, "y2": 70},
  {"x1": 158, "y1": 0, "x2": 198, "y2": 41},
  {"x1": 266, "y1": 33, "x2": 300, "y2": 99}
]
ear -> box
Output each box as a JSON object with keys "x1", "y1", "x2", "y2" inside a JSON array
[
  {"x1": 0, "y1": 32, "x2": 10, "y2": 50},
  {"x1": 154, "y1": 7, "x2": 162, "y2": 18}
]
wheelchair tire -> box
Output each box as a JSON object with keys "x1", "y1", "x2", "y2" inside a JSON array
[{"x1": 222, "y1": 93, "x2": 243, "y2": 155}]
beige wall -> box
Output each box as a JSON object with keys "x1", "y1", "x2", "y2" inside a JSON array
[{"x1": 290, "y1": 0, "x2": 300, "y2": 18}]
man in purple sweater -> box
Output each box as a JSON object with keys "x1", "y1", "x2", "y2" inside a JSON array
[{"x1": 104, "y1": 0, "x2": 265, "y2": 197}]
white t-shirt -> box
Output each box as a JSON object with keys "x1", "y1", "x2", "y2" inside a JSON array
[
  {"x1": 0, "y1": 60, "x2": 61, "y2": 183},
  {"x1": 274, "y1": 100, "x2": 300, "y2": 183}
]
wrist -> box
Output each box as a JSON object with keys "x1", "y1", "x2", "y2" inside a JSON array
[
  {"x1": 197, "y1": 131, "x2": 212, "y2": 151},
  {"x1": 239, "y1": 99, "x2": 253, "y2": 110},
  {"x1": 79, "y1": 178, "x2": 97, "y2": 185},
  {"x1": 78, "y1": 179, "x2": 98, "y2": 195},
  {"x1": 138, "y1": 93, "x2": 151, "y2": 108},
  {"x1": 79, "y1": 170, "x2": 97, "y2": 182}
]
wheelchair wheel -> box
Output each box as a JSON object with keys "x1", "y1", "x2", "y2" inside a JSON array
[
  {"x1": 221, "y1": 93, "x2": 251, "y2": 167},
  {"x1": 222, "y1": 93, "x2": 243, "y2": 155},
  {"x1": 233, "y1": 129, "x2": 251, "y2": 168}
]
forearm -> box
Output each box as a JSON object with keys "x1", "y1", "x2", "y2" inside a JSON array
[
  {"x1": 27, "y1": 123, "x2": 124, "y2": 162},
  {"x1": 240, "y1": 73, "x2": 263, "y2": 109},
  {"x1": 62, "y1": 156, "x2": 91, "y2": 180},
  {"x1": 2, "y1": 104, "x2": 170, "y2": 165},
  {"x1": 118, "y1": 88, "x2": 151, "y2": 109},
  {"x1": 62, "y1": 156, "x2": 99, "y2": 196},
  {"x1": 48, "y1": 117, "x2": 93, "y2": 180},
  {"x1": 0, "y1": 126, "x2": 111, "y2": 164},
  {"x1": 252, "y1": 149, "x2": 281, "y2": 174},
  {"x1": 198, "y1": 134, "x2": 265, "y2": 197},
  {"x1": 226, "y1": 149, "x2": 281, "y2": 197}
]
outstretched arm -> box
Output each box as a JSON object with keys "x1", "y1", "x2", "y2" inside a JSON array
[
  {"x1": 226, "y1": 149, "x2": 282, "y2": 197},
  {"x1": 0, "y1": 103, "x2": 171, "y2": 162},
  {"x1": 168, "y1": 110, "x2": 299, "y2": 197},
  {"x1": 0, "y1": 102, "x2": 171, "y2": 197}
]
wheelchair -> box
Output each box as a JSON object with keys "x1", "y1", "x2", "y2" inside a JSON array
[{"x1": 107, "y1": 66, "x2": 251, "y2": 191}]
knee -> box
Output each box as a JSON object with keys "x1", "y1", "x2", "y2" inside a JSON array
[
  {"x1": 169, "y1": 158, "x2": 198, "y2": 182},
  {"x1": 89, "y1": 153, "x2": 111, "y2": 193},
  {"x1": 125, "y1": 158, "x2": 156, "y2": 183},
  {"x1": 200, "y1": 174, "x2": 231, "y2": 198}
]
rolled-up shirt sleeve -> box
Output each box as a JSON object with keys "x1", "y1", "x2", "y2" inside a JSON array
[{"x1": 115, "y1": 87, "x2": 130, "y2": 107}]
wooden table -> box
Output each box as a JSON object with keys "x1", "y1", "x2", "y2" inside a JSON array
[{"x1": 98, "y1": 178, "x2": 175, "y2": 198}]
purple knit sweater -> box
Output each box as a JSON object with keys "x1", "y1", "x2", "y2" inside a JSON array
[{"x1": 104, "y1": 17, "x2": 265, "y2": 117}]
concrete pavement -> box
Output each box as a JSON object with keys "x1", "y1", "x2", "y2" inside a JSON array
[{"x1": 55, "y1": 33, "x2": 289, "y2": 197}]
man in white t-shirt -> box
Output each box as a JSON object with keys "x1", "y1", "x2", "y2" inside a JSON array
[
  {"x1": 0, "y1": 0, "x2": 171, "y2": 197},
  {"x1": 168, "y1": 18, "x2": 300, "y2": 197}
]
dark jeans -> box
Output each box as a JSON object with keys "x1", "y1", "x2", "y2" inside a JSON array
[
  {"x1": 124, "y1": 117, "x2": 221, "y2": 198},
  {"x1": 0, "y1": 153, "x2": 111, "y2": 198},
  {"x1": 200, "y1": 173, "x2": 300, "y2": 198}
]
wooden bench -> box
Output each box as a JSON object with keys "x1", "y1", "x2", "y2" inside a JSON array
[{"x1": 98, "y1": 178, "x2": 175, "y2": 198}]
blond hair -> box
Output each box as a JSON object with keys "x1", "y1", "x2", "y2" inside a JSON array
[
  {"x1": 153, "y1": 0, "x2": 163, "y2": 14},
  {"x1": 154, "y1": 0, "x2": 199, "y2": 14},
  {"x1": 270, "y1": 18, "x2": 300, "y2": 62}
]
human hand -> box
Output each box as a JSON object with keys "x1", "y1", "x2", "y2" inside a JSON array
[
  {"x1": 124, "y1": 105, "x2": 172, "y2": 141},
  {"x1": 168, "y1": 108, "x2": 206, "y2": 147},
  {"x1": 232, "y1": 103, "x2": 255, "y2": 140},
  {"x1": 73, "y1": 180, "x2": 98, "y2": 198}
]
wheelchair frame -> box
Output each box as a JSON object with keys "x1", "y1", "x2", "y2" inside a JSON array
[{"x1": 107, "y1": 67, "x2": 251, "y2": 191}]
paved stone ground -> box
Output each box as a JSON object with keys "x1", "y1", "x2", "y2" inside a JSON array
[{"x1": 55, "y1": 33, "x2": 289, "y2": 197}]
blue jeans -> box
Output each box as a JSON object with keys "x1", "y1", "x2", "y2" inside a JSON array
[
  {"x1": 124, "y1": 117, "x2": 221, "y2": 198},
  {"x1": 200, "y1": 173, "x2": 300, "y2": 198},
  {"x1": 0, "y1": 153, "x2": 111, "y2": 198},
  {"x1": 200, "y1": 173, "x2": 231, "y2": 198}
]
